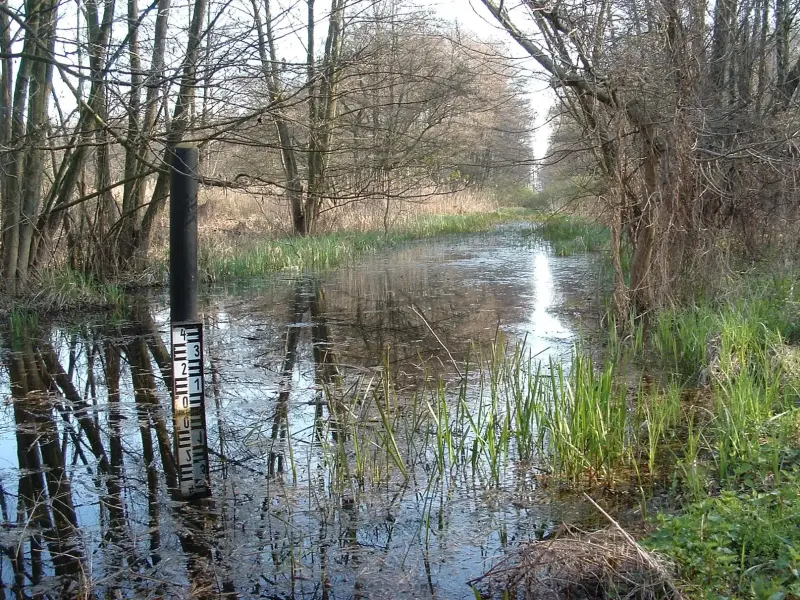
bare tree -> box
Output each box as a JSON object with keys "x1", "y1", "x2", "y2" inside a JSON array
[
  {"x1": 0, "y1": 0, "x2": 535, "y2": 290},
  {"x1": 482, "y1": 0, "x2": 800, "y2": 317}
]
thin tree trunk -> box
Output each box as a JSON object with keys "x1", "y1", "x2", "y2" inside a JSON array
[
  {"x1": 30, "y1": 0, "x2": 116, "y2": 272},
  {"x1": 15, "y1": 0, "x2": 59, "y2": 286},
  {"x1": 305, "y1": 0, "x2": 345, "y2": 234},
  {"x1": 118, "y1": 0, "x2": 171, "y2": 267},
  {"x1": 1, "y1": 0, "x2": 38, "y2": 291},
  {"x1": 251, "y1": 0, "x2": 304, "y2": 233}
]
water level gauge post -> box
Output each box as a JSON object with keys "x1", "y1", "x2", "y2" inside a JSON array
[{"x1": 169, "y1": 144, "x2": 210, "y2": 500}]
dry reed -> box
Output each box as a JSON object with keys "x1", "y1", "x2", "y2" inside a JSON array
[
  {"x1": 471, "y1": 525, "x2": 681, "y2": 600},
  {"x1": 193, "y1": 187, "x2": 500, "y2": 239}
]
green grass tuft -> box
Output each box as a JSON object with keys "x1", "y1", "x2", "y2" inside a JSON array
[
  {"x1": 647, "y1": 416, "x2": 800, "y2": 600},
  {"x1": 34, "y1": 270, "x2": 127, "y2": 311},
  {"x1": 199, "y1": 209, "x2": 538, "y2": 281},
  {"x1": 537, "y1": 216, "x2": 610, "y2": 256}
]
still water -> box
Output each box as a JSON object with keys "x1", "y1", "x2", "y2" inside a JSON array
[{"x1": 0, "y1": 226, "x2": 602, "y2": 599}]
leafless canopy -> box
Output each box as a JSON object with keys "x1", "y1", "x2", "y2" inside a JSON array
[
  {"x1": 482, "y1": 0, "x2": 800, "y2": 315},
  {"x1": 0, "y1": 0, "x2": 535, "y2": 291}
]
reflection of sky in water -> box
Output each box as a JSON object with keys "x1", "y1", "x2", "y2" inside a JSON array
[
  {"x1": 523, "y1": 249, "x2": 575, "y2": 360},
  {"x1": 0, "y1": 228, "x2": 603, "y2": 599}
]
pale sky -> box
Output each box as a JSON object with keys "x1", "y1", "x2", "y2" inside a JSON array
[{"x1": 429, "y1": 0, "x2": 554, "y2": 162}]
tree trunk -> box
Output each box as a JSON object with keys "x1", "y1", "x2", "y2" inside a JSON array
[
  {"x1": 119, "y1": 0, "x2": 144, "y2": 265},
  {"x1": 0, "y1": 0, "x2": 38, "y2": 292},
  {"x1": 252, "y1": 0, "x2": 305, "y2": 233},
  {"x1": 629, "y1": 141, "x2": 659, "y2": 315},
  {"x1": 15, "y1": 0, "x2": 59, "y2": 287},
  {"x1": 30, "y1": 0, "x2": 116, "y2": 273},
  {"x1": 304, "y1": 0, "x2": 345, "y2": 234}
]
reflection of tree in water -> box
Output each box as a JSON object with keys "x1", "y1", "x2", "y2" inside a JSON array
[
  {"x1": 322, "y1": 259, "x2": 523, "y2": 387},
  {"x1": 8, "y1": 344, "x2": 83, "y2": 593},
  {"x1": 0, "y1": 281, "x2": 355, "y2": 599},
  {"x1": 0, "y1": 304, "x2": 234, "y2": 599},
  {"x1": 0, "y1": 268, "x2": 554, "y2": 600},
  {"x1": 269, "y1": 276, "x2": 341, "y2": 476}
]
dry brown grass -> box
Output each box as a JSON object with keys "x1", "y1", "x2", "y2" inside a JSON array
[
  {"x1": 193, "y1": 187, "x2": 499, "y2": 240},
  {"x1": 144, "y1": 187, "x2": 503, "y2": 275},
  {"x1": 471, "y1": 526, "x2": 681, "y2": 600},
  {"x1": 471, "y1": 496, "x2": 684, "y2": 600}
]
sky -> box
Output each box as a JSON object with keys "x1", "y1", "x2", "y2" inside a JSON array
[{"x1": 428, "y1": 0, "x2": 554, "y2": 163}]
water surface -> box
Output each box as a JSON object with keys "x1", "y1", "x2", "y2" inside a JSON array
[{"x1": 0, "y1": 226, "x2": 603, "y2": 599}]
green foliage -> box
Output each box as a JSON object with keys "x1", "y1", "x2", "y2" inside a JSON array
[
  {"x1": 642, "y1": 267, "x2": 800, "y2": 597},
  {"x1": 8, "y1": 308, "x2": 38, "y2": 334},
  {"x1": 455, "y1": 340, "x2": 679, "y2": 486},
  {"x1": 651, "y1": 305, "x2": 715, "y2": 377},
  {"x1": 29, "y1": 270, "x2": 126, "y2": 311},
  {"x1": 505, "y1": 185, "x2": 550, "y2": 210},
  {"x1": 7, "y1": 309, "x2": 40, "y2": 349},
  {"x1": 542, "y1": 351, "x2": 630, "y2": 483},
  {"x1": 648, "y1": 464, "x2": 800, "y2": 599},
  {"x1": 537, "y1": 216, "x2": 610, "y2": 256},
  {"x1": 650, "y1": 272, "x2": 800, "y2": 378},
  {"x1": 639, "y1": 380, "x2": 683, "y2": 481},
  {"x1": 201, "y1": 210, "x2": 538, "y2": 281}
]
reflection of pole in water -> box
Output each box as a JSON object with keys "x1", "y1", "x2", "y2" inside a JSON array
[
  {"x1": 128, "y1": 308, "x2": 236, "y2": 597},
  {"x1": 175, "y1": 502, "x2": 237, "y2": 599},
  {"x1": 1, "y1": 309, "x2": 244, "y2": 597}
]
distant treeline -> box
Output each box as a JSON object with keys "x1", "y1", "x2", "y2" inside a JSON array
[{"x1": 0, "y1": 0, "x2": 534, "y2": 293}]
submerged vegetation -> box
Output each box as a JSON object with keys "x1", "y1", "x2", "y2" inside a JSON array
[
  {"x1": 308, "y1": 256, "x2": 800, "y2": 597},
  {"x1": 3, "y1": 214, "x2": 800, "y2": 597}
]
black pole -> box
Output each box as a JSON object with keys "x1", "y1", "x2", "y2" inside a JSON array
[
  {"x1": 169, "y1": 144, "x2": 210, "y2": 499},
  {"x1": 170, "y1": 145, "x2": 199, "y2": 323}
]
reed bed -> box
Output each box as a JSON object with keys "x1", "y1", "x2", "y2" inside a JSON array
[
  {"x1": 193, "y1": 187, "x2": 500, "y2": 237},
  {"x1": 311, "y1": 265, "x2": 800, "y2": 501},
  {"x1": 304, "y1": 274, "x2": 800, "y2": 597},
  {"x1": 315, "y1": 340, "x2": 680, "y2": 493}
]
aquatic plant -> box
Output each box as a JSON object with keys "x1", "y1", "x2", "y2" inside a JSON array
[
  {"x1": 8, "y1": 308, "x2": 39, "y2": 345},
  {"x1": 541, "y1": 351, "x2": 631, "y2": 484},
  {"x1": 647, "y1": 460, "x2": 800, "y2": 599},
  {"x1": 537, "y1": 216, "x2": 610, "y2": 256},
  {"x1": 639, "y1": 380, "x2": 682, "y2": 482},
  {"x1": 32, "y1": 269, "x2": 127, "y2": 311}
]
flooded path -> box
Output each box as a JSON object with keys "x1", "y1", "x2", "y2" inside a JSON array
[{"x1": 0, "y1": 226, "x2": 602, "y2": 599}]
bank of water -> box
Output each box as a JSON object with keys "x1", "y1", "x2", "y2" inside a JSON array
[{"x1": 0, "y1": 226, "x2": 607, "y2": 599}]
